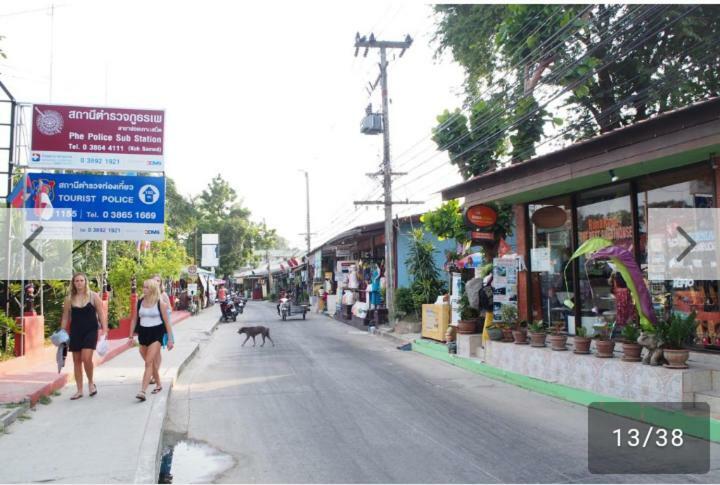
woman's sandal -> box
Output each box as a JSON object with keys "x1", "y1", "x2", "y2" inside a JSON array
[
  {"x1": 135, "y1": 391, "x2": 146, "y2": 402},
  {"x1": 151, "y1": 386, "x2": 163, "y2": 394},
  {"x1": 70, "y1": 392, "x2": 83, "y2": 400},
  {"x1": 89, "y1": 384, "x2": 98, "y2": 397}
]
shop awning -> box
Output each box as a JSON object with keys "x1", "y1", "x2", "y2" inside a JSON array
[{"x1": 441, "y1": 97, "x2": 720, "y2": 205}]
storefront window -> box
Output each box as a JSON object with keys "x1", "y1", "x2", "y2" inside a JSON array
[
  {"x1": 637, "y1": 166, "x2": 715, "y2": 346},
  {"x1": 576, "y1": 184, "x2": 633, "y2": 332},
  {"x1": 529, "y1": 197, "x2": 574, "y2": 330}
]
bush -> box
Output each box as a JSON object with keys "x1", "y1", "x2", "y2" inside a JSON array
[{"x1": 395, "y1": 287, "x2": 417, "y2": 317}]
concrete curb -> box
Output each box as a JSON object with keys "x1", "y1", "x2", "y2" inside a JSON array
[
  {"x1": 377, "y1": 328, "x2": 415, "y2": 347},
  {"x1": 0, "y1": 401, "x2": 30, "y2": 432},
  {"x1": 27, "y1": 373, "x2": 69, "y2": 407},
  {"x1": 133, "y1": 318, "x2": 221, "y2": 484},
  {"x1": 412, "y1": 338, "x2": 720, "y2": 443}
]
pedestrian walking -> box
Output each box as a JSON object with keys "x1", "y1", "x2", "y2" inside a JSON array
[
  {"x1": 60, "y1": 272, "x2": 108, "y2": 400},
  {"x1": 129, "y1": 279, "x2": 174, "y2": 402},
  {"x1": 151, "y1": 274, "x2": 173, "y2": 386}
]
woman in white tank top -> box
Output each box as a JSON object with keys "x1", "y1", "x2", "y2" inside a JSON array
[{"x1": 128, "y1": 279, "x2": 174, "y2": 401}]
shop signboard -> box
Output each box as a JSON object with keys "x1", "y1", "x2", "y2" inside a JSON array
[
  {"x1": 336, "y1": 249, "x2": 351, "y2": 258},
  {"x1": 24, "y1": 172, "x2": 165, "y2": 241},
  {"x1": 30, "y1": 104, "x2": 165, "y2": 172},
  {"x1": 335, "y1": 260, "x2": 356, "y2": 281},
  {"x1": 450, "y1": 272, "x2": 462, "y2": 324},
  {"x1": 464, "y1": 204, "x2": 497, "y2": 228},
  {"x1": 201, "y1": 233, "x2": 219, "y2": 267},
  {"x1": 492, "y1": 257, "x2": 518, "y2": 322},
  {"x1": 470, "y1": 230, "x2": 494, "y2": 241}
]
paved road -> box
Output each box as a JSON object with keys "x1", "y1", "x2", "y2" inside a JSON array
[{"x1": 166, "y1": 302, "x2": 720, "y2": 483}]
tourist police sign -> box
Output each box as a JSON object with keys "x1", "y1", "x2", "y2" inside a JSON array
[{"x1": 23, "y1": 173, "x2": 165, "y2": 241}]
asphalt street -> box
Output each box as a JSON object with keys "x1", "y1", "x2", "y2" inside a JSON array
[{"x1": 166, "y1": 301, "x2": 720, "y2": 483}]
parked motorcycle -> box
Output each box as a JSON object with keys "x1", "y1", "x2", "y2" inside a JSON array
[
  {"x1": 220, "y1": 299, "x2": 238, "y2": 322},
  {"x1": 232, "y1": 293, "x2": 245, "y2": 314}
]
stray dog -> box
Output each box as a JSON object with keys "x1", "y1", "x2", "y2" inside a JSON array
[{"x1": 238, "y1": 326, "x2": 275, "y2": 347}]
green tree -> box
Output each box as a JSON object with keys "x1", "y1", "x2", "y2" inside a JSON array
[
  {"x1": 191, "y1": 175, "x2": 271, "y2": 278},
  {"x1": 165, "y1": 178, "x2": 198, "y2": 241},
  {"x1": 405, "y1": 229, "x2": 446, "y2": 315},
  {"x1": 432, "y1": 4, "x2": 720, "y2": 178}
]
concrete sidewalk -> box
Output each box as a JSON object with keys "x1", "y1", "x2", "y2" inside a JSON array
[
  {"x1": 0, "y1": 311, "x2": 191, "y2": 409},
  {"x1": 0, "y1": 307, "x2": 220, "y2": 484}
]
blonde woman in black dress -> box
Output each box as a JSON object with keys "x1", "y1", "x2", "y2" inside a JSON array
[
  {"x1": 128, "y1": 279, "x2": 174, "y2": 401},
  {"x1": 60, "y1": 273, "x2": 108, "y2": 400}
]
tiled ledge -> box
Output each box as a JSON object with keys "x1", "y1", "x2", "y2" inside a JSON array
[{"x1": 480, "y1": 340, "x2": 714, "y2": 403}]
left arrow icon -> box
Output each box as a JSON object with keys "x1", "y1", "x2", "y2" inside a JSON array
[{"x1": 24, "y1": 225, "x2": 44, "y2": 262}]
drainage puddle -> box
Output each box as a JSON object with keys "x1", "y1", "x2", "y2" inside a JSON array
[{"x1": 158, "y1": 440, "x2": 234, "y2": 483}]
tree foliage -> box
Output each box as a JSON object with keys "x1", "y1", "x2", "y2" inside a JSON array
[
  {"x1": 432, "y1": 4, "x2": 720, "y2": 178},
  {"x1": 405, "y1": 229, "x2": 446, "y2": 314}
]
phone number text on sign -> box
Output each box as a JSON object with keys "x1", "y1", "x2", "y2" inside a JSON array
[{"x1": 24, "y1": 172, "x2": 165, "y2": 241}]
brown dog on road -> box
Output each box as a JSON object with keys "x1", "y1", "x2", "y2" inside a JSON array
[{"x1": 238, "y1": 326, "x2": 275, "y2": 347}]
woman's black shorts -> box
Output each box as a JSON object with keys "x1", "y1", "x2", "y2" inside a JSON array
[{"x1": 137, "y1": 324, "x2": 166, "y2": 347}]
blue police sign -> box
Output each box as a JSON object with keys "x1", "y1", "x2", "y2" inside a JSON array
[{"x1": 25, "y1": 172, "x2": 165, "y2": 241}]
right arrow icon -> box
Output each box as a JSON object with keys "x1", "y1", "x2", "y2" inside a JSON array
[{"x1": 676, "y1": 226, "x2": 697, "y2": 262}]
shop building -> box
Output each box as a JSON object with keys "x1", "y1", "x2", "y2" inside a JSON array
[{"x1": 438, "y1": 97, "x2": 720, "y2": 408}]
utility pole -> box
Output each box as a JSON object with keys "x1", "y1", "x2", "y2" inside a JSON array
[
  {"x1": 354, "y1": 33, "x2": 417, "y2": 320},
  {"x1": 298, "y1": 169, "x2": 315, "y2": 255}
]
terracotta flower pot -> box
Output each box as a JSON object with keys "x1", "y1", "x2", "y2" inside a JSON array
[
  {"x1": 549, "y1": 334, "x2": 568, "y2": 351},
  {"x1": 457, "y1": 319, "x2": 477, "y2": 335},
  {"x1": 513, "y1": 329, "x2": 528, "y2": 345},
  {"x1": 621, "y1": 342, "x2": 642, "y2": 362},
  {"x1": 573, "y1": 336, "x2": 591, "y2": 354},
  {"x1": 501, "y1": 327, "x2": 514, "y2": 342},
  {"x1": 595, "y1": 339, "x2": 615, "y2": 358},
  {"x1": 487, "y1": 327, "x2": 503, "y2": 341},
  {"x1": 529, "y1": 331, "x2": 546, "y2": 347},
  {"x1": 663, "y1": 349, "x2": 690, "y2": 369}
]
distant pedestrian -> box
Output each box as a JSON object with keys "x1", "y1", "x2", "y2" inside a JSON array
[
  {"x1": 129, "y1": 279, "x2": 174, "y2": 401},
  {"x1": 60, "y1": 272, "x2": 108, "y2": 400}
]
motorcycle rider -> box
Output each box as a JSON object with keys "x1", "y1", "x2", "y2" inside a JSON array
[{"x1": 276, "y1": 289, "x2": 292, "y2": 315}]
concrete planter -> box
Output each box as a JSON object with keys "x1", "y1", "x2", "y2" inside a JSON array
[
  {"x1": 573, "y1": 336, "x2": 591, "y2": 354},
  {"x1": 457, "y1": 319, "x2": 477, "y2": 335},
  {"x1": 549, "y1": 334, "x2": 568, "y2": 351},
  {"x1": 595, "y1": 339, "x2": 615, "y2": 358},
  {"x1": 487, "y1": 327, "x2": 503, "y2": 341},
  {"x1": 621, "y1": 342, "x2": 642, "y2": 362},
  {"x1": 529, "y1": 331, "x2": 546, "y2": 347},
  {"x1": 663, "y1": 349, "x2": 690, "y2": 369},
  {"x1": 513, "y1": 329, "x2": 528, "y2": 345}
]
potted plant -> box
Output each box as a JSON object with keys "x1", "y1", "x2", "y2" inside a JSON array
[
  {"x1": 486, "y1": 323, "x2": 504, "y2": 341},
  {"x1": 548, "y1": 322, "x2": 568, "y2": 351},
  {"x1": 594, "y1": 323, "x2": 615, "y2": 358},
  {"x1": 499, "y1": 305, "x2": 518, "y2": 342},
  {"x1": 573, "y1": 326, "x2": 591, "y2": 354},
  {"x1": 659, "y1": 311, "x2": 697, "y2": 369},
  {"x1": 513, "y1": 320, "x2": 529, "y2": 345},
  {"x1": 620, "y1": 322, "x2": 642, "y2": 362},
  {"x1": 528, "y1": 320, "x2": 546, "y2": 347},
  {"x1": 457, "y1": 293, "x2": 478, "y2": 334}
]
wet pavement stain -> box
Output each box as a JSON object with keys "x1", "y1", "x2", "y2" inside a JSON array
[{"x1": 158, "y1": 439, "x2": 234, "y2": 484}]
